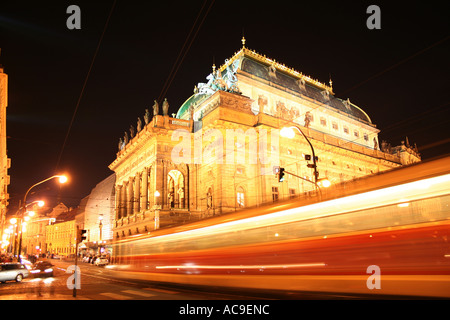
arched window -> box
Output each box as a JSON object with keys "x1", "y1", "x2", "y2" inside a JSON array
[
  {"x1": 237, "y1": 186, "x2": 245, "y2": 208},
  {"x1": 167, "y1": 170, "x2": 185, "y2": 209}
]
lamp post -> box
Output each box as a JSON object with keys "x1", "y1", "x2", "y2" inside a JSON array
[
  {"x1": 17, "y1": 175, "x2": 67, "y2": 262},
  {"x1": 280, "y1": 126, "x2": 319, "y2": 184},
  {"x1": 98, "y1": 215, "x2": 103, "y2": 256},
  {"x1": 280, "y1": 126, "x2": 330, "y2": 197},
  {"x1": 154, "y1": 191, "x2": 160, "y2": 230}
]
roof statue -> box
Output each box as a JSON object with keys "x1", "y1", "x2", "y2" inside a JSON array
[
  {"x1": 144, "y1": 108, "x2": 150, "y2": 124},
  {"x1": 152, "y1": 99, "x2": 159, "y2": 116},
  {"x1": 223, "y1": 58, "x2": 241, "y2": 94},
  {"x1": 137, "y1": 116, "x2": 142, "y2": 132},
  {"x1": 171, "y1": 38, "x2": 375, "y2": 129},
  {"x1": 162, "y1": 98, "x2": 169, "y2": 116}
]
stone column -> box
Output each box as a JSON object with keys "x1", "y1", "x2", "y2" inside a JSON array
[
  {"x1": 116, "y1": 185, "x2": 122, "y2": 219},
  {"x1": 126, "y1": 179, "x2": 133, "y2": 216},
  {"x1": 134, "y1": 173, "x2": 140, "y2": 213},
  {"x1": 122, "y1": 181, "x2": 128, "y2": 217},
  {"x1": 141, "y1": 167, "x2": 148, "y2": 211},
  {"x1": 128, "y1": 177, "x2": 134, "y2": 215}
]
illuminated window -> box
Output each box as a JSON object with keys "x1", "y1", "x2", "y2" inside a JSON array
[
  {"x1": 332, "y1": 122, "x2": 338, "y2": 130},
  {"x1": 289, "y1": 188, "x2": 296, "y2": 199},
  {"x1": 364, "y1": 133, "x2": 369, "y2": 141},
  {"x1": 272, "y1": 186, "x2": 279, "y2": 202},
  {"x1": 237, "y1": 187, "x2": 245, "y2": 207}
]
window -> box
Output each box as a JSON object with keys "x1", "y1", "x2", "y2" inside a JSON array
[
  {"x1": 332, "y1": 122, "x2": 338, "y2": 130},
  {"x1": 354, "y1": 130, "x2": 359, "y2": 138},
  {"x1": 272, "y1": 187, "x2": 279, "y2": 202},
  {"x1": 343, "y1": 126, "x2": 349, "y2": 134},
  {"x1": 289, "y1": 188, "x2": 296, "y2": 199},
  {"x1": 364, "y1": 133, "x2": 369, "y2": 142},
  {"x1": 237, "y1": 187, "x2": 245, "y2": 207},
  {"x1": 320, "y1": 117, "x2": 327, "y2": 126}
]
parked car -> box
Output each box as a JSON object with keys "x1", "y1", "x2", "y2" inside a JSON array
[
  {"x1": 94, "y1": 256, "x2": 109, "y2": 266},
  {"x1": 0, "y1": 263, "x2": 30, "y2": 283},
  {"x1": 30, "y1": 261, "x2": 54, "y2": 277}
]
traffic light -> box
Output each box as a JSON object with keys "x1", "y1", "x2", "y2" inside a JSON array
[
  {"x1": 278, "y1": 167, "x2": 285, "y2": 182},
  {"x1": 80, "y1": 229, "x2": 87, "y2": 241},
  {"x1": 77, "y1": 228, "x2": 87, "y2": 243},
  {"x1": 304, "y1": 154, "x2": 318, "y2": 161}
]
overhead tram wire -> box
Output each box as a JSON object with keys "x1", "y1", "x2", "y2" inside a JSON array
[
  {"x1": 54, "y1": 0, "x2": 117, "y2": 173},
  {"x1": 156, "y1": 0, "x2": 215, "y2": 105},
  {"x1": 338, "y1": 35, "x2": 450, "y2": 96}
]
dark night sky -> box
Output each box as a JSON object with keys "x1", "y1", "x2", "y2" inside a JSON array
[{"x1": 1, "y1": 0, "x2": 449, "y2": 214}]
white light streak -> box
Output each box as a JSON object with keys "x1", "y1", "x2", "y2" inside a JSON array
[{"x1": 156, "y1": 263, "x2": 326, "y2": 270}]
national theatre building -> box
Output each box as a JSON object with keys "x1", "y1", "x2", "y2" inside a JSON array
[{"x1": 109, "y1": 40, "x2": 420, "y2": 240}]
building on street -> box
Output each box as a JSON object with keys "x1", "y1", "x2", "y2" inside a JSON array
[
  {"x1": 0, "y1": 65, "x2": 10, "y2": 251},
  {"x1": 109, "y1": 40, "x2": 421, "y2": 242}
]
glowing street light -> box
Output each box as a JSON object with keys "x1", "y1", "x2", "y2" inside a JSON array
[
  {"x1": 317, "y1": 178, "x2": 331, "y2": 188},
  {"x1": 58, "y1": 175, "x2": 68, "y2": 184},
  {"x1": 280, "y1": 126, "x2": 331, "y2": 197},
  {"x1": 16, "y1": 174, "x2": 69, "y2": 262}
]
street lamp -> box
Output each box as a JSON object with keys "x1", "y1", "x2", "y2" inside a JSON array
[
  {"x1": 280, "y1": 126, "x2": 319, "y2": 184},
  {"x1": 17, "y1": 175, "x2": 68, "y2": 262},
  {"x1": 280, "y1": 126, "x2": 331, "y2": 196},
  {"x1": 23, "y1": 175, "x2": 68, "y2": 204},
  {"x1": 98, "y1": 215, "x2": 103, "y2": 256},
  {"x1": 154, "y1": 191, "x2": 160, "y2": 230}
]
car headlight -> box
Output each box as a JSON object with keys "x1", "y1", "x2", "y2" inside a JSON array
[
  {"x1": 30, "y1": 269, "x2": 41, "y2": 274},
  {"x1": 44, "y1": 268, "x2": 53, "y2": 273}
]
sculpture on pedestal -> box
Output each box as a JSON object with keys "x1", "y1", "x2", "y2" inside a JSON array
[
  {"x1": 162, "y1": 98, "x2": 169, "y2": 116},
  {"x1": 152, "y1": 100, "x2": 159, "y2": 116}
]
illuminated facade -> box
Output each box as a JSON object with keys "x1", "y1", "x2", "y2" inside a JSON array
[
  {"x1": 109, "y1": 40, "x2": 420, "y2": 240},
  {"x1": 45, "y1": 219, "x2": 77, "y2": 257},
  {"x1": 82, "y1": 174, "x2": 115, "y2": 253},
  {"x1": 0, "y1": 66, "x2": 10, "y2": 248}
]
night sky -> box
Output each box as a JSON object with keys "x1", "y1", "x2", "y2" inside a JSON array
[{"x1": 1, "y1": 1, "x2": 449, "y2": 214}]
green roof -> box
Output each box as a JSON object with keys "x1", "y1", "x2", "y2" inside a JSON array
[{"x1": 176, "y1": 93, "x2": 210, "y2": 119}]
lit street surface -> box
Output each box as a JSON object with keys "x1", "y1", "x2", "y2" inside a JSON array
[
  {"x1": 0, "y1": 260, "x2": 256, "y2": 300},
  {"x1": 0, "y1": 259, "x2": 436, "y2": 301}
]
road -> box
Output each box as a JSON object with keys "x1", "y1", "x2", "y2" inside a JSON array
[
  {"x1": 0, "y1": 259, "x2": 276, "y2": 300},
  {"x1": 0, "y1": 259, "x2": 425, "y2": 301}
]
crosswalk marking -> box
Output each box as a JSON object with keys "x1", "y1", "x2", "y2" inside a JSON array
[
  {"x1": 121, "y1": 289, "x2": 156, "y2": 297},
  {"x1": 100, "y1": 292, "x2": 134, "y2": 300},
  {"x1": 143, "y1": 287, "x2": 178, "y2": 294}
]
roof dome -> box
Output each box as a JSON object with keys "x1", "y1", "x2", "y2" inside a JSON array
[{"x1": 176, "y1": 93, "x2": 210, "y2": 119}]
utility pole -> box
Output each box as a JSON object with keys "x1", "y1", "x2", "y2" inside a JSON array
[{"x1": 73, "y1": 226, "x2": 79, "y2": 297}]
